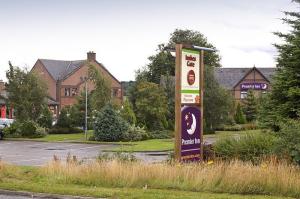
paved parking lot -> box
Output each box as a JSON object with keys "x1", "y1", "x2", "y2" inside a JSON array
[{"x1": 0, "y1": 141, "x2": 168, "y2": 166}]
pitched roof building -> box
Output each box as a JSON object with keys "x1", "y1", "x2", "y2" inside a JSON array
[
  {"x1": 31, "y1": 52, "x2": 122, "y2": 117},
  {"x1": 159, "y1": 67, "x2": 276, "y2": 102},
  {"x1": 214, "y1": 67, "x2": 276, "y2": 101}
]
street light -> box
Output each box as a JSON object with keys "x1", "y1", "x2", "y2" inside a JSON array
[{"x1": 80, "y1": 76, "x2": 88, "y2": 140}]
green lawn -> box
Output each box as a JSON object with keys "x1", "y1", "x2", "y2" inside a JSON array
[{"x1": 7, "y1": 130, "x2": 262, "y2": 152}]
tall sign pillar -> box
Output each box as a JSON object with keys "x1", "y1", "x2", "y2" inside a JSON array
[{"x1": 175, "y1": 44, "x2": 210, "y2": 162}]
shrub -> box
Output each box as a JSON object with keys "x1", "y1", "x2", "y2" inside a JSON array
[
  {"x1": 37, "y1": 106, "x2": 53, "y2": 128},
  {"x1": 94, "y1": 104, "x2": 129, "y2": 142},
  {"x1": 149, "y1": 129, "x2": 173, "y2": 139},
  {"x1": 276, "y1": 120, "x2": 300, "y2": 164},
  {"x1": 122, "y1": 126, "x2": 149, "y2": 141},
  {"x1": 216, "y1": 123, "x2": 258, "y2": 131},
  {"x1": 214, "y1": 132, "x2": 278, "y2": 163},
  {"x1": 97, "y1": 152, "x2": 137, "y2": 162},
  {"x1": 3, "y1": 121, "x2": 47, "y2": 138},
  {"x1": 32, "y1": 126, "x2": 47, "y2": 138},
  {"x1": 48, "y1": 127, "x2": 84, "y2": 134},
  {"x1": 20, "y1": 120, "x2": 37, "y2": 137},
  {"x1": 120, "y1": 99, "x2": 137, "y2": 125},
  {"x1": 3, "y1": 122, "x2": 21, "y2": 137},
  {"x1": 234, "y1": 103, "x2": 247, "y2": 124},
  {"x1": 56, "y1": 107, "x2": 72, "y2": 128}
]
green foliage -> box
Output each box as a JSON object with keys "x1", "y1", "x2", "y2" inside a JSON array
[
  {"x1": 160, "y1": 75, "x2": 175, "y2": 130},
  {"x1": 3, "y1": 121, "x2": 47, "y2": 138},
  {"x1": 135, "y1": 29, "x2": 234, "y2": 132},
  {"x1": 120, "y1": 99, "x2": 136, "y2": 125},
  {"x1": 204, "y1": 66, "x2": 235, "y2": 133},
  {"x1": 214, "y1": 133, "x2": 278, "y2": 163},
  {"x1": 122, "y1": 126, "x2": 149, "y2": 141},
  {"x1": 97, "y1": 152, "x2": 137, "y2": 162},
  {"x1": 88, "y1": 64, "x2": 111, "y2": 111},
  {"x1": 94, "y1": 104, "x2": 129, "y2": 141},
  {"x1": 243, "y1": 90, "x2": 258, "y2": 122},
  {"x1": 6, "y1": 62, "x2": 48, "y2": 122},
  {"x1": 133, "y1": 81, "x2": 168, "y2": 130},
  {"x1": 56, "y1": 107, "x2": 72, "y2": 128},
  {"x1": 48, "y1": 127, "x2": 84, "y2": 134},
  {"x1": 234, "y1": 103, "x2": 246, "y2": 124},
  {"x1": 216, "y1": 123, "x2": 258, "y2": 131},
  {"x1": 259, "y1": 4, "x2": 300, "y2": 129},
  {"x1": 149, "y1": 129, "x2": 174, "y2": 139},
  {"x1": 37, "y1": 106, "x2": 53, "y2": 128},
  {"x1": 276, "y1": 120, "x2": 300, "y2": 164}
]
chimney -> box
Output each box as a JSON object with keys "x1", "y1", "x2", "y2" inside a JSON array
[{"x1": 87, "y1": 51, "x2": 96, "y2": 62}]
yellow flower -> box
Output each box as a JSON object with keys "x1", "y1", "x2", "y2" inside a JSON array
[{"x1": 207, "y1": 160, "x2": 214, "y2": 165}]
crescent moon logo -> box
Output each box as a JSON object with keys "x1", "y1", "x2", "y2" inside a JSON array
[
  {"x1": 187, "y1": 114, "x2": 196, "y2": 135},
  {"x1": 261, "y1": 84, "x2": 267, "y2": 89}
]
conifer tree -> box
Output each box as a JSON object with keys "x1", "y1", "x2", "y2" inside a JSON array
[
  {"x1": 243, "y1": 90, "x2": 257, "y2": 122},
  {"x1": 259, "y1": 2, "x2": 300, "y2": 129}
]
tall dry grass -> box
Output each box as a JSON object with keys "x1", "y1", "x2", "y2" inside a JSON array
[{"x1": 42, "y1": 158, "x2": 300, "y2": 198}]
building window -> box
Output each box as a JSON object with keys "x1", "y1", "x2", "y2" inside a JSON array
[
  {"x1": 71, "y1": 88, "x2": 77, "y2": 96},
  {"x1": 65, "y1": 88, "x2": 71, "y2": 96},
  {"x1": 112, "y1": 88, "x2": 119, "y2": 97},
  {"x1": 241, "y1": 91, "x2": 247, "y2": 99}
]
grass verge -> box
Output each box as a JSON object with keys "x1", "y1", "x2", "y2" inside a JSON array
[{"x1": 0, "y1": 160, "x2": 297, "y2": 199}]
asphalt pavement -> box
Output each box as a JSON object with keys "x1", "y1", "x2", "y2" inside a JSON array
[{"x1": 0, "y1": 141, "x2": 169, "y2": 166}]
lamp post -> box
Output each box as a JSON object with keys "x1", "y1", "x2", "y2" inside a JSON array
[{"x1": 80, "y1": 76, "x2": 88, "y2": 140}]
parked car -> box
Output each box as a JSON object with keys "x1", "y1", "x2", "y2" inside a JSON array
[
  {"x1": 0, "y1": 124, "x2": 4, "y2": 140},
  {"x1": 0, "y1": 118, "x2": 14, "y2": 127}
]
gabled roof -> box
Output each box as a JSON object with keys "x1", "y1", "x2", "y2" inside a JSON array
[
  {"x1": 214, "y1": 67, "x2": 276, "y2": 89},
  {"x1": 39, "y1": 59, "x2": 85, "y2": 81}
]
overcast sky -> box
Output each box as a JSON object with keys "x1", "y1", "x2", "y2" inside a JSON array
[{"x1": 0, "y1": 0, "x2": 297, "y2": 81}]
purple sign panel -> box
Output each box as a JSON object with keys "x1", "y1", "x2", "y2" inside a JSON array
[
  {"x1": 181, "y1": 106, "x2": 201, "y2": 161},
  {"x1": 240, "y1": 83, "x2": 268, "y2": 90}
]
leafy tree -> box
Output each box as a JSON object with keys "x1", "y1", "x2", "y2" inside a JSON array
[
  {"x1": 94, "y1": 104, "x2": 129, "y2": 141},
  {"x1": 6, "y1": 62, "x2": 48, "y2": 122},
  {"x1": 134, "y1": 29, "x2": 233, "y2": 132},
  {"x1": 37, "y1": 106, "x2": 53, "y2": 128},
  {"x1": 234, "y1": 103, "x2": 246, "y2": 124},
  {"x1": 56, "y1": 106, "x2": 72, "y2": 128},
  {"x1": 243, "y1": 90, "x2": 258, "y2": 122},
  {"x1": 259, "y1": 2, "x2": 300, "y2": 130},
  {"x1": 88, "y1": 64, "x2": 111, "y2": 112},
  {"x1": 134, "y1": 81, "x2": 168, "y2": 130},
  {"x1": 120, "y1": 99, "x2": 137, "y2": 125}
]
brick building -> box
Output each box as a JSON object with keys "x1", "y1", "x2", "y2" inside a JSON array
[{"x1": 31, "y1": 52, "x2": 122, "y2": 117}]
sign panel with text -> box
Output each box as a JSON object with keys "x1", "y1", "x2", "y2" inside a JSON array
[
  {"x1": 181, "y1": 49, "x2": 200, "y2": 104},
  {"x1": 180, "y1": 106, "x2": 201, "y2": 161},
  {"x1": 240, "y1": 83, "x2": 268, "y2": 90}
]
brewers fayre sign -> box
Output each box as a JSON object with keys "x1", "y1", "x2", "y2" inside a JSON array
[
  {"x1": 181, "y1": 49, "x2": 200, "y2": 104},
  {"x1": 175, "y1": 44, "x2": 204, "y2": 162}
]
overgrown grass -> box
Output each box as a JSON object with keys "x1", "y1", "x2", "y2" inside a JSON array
[
  {"x1": 0, "y1": 159, "x2": 299, "y2": 199},
  {"x1": 40, "y1": 158, "x2": 300, "y2": 198}
]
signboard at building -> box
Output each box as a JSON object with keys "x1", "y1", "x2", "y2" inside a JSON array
[
  {"x1": 181, "y1": 49, "x2": 200, "y2": 104},
  {"x1": 181, "y1": 106, "x2": 201, "y2": 161},
  {"x1": 240, "y1": 83, "x2": 268, "y2": 90}
]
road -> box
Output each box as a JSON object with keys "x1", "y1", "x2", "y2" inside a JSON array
[
  {"x1": 0, "y1": 195, "x2": 29, "y2": 199},
  {"x1": 0, "y1": 141, "x2": 169, "y2": 166}
]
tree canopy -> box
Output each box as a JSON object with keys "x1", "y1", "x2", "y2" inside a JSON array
[
  {"x1": 134, "y1": 29, "x2": 233, "y2": 132},
  {"x1": 6, "y1": 62, "x2": 48, "y2": 122},
  {"x1": 259, "y1": 3, "x2": 300, "y2": 130}
]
